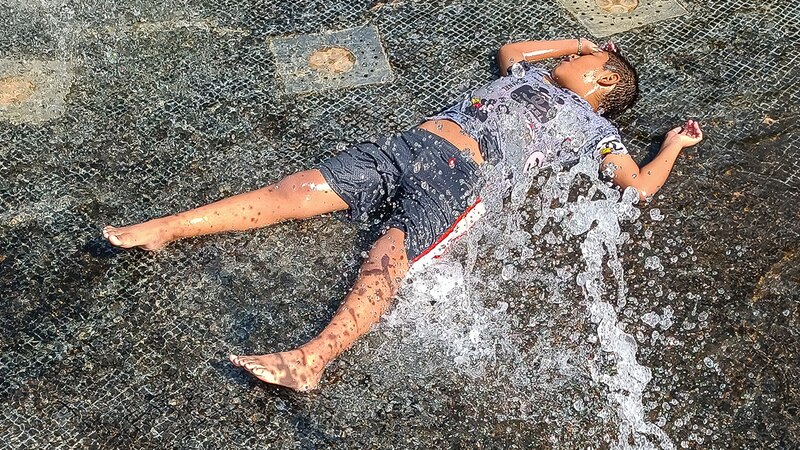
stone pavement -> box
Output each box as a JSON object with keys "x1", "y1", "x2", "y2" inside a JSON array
[{"x1": 1, "y1": 0, "x2": 798, "y2": 448}]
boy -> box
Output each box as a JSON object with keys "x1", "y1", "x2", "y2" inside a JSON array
[{"x1": 102, "y1": 38, "x2": 703, "y2": 391}]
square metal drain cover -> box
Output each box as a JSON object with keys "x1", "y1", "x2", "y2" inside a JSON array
[
  {"x1": 0, "y1": 59, "x2": 73, "y2": 125},
  {"x1": 557, "y1": 0, "x2": 688, "y2": 37},
  {"x1": 270, "y1": 25, "x2": 394, "y2": 95}
]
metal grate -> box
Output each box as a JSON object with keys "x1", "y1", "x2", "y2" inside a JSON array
[{"x1": 1, "y1": 0, "x2": 798, "y2": 448}]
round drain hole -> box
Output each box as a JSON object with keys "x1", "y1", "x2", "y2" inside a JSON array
[
  {"x1": 595, "y1": 0, "x2": 639, "y2": 13},
  {"x1": 308, "y1": 47, "x2": 356, "y2": 74},
  {"x1": 0, "y1": 76, "x2": 36, "y2": 106}
]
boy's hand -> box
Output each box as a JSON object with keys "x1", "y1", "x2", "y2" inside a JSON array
[
  {"x1": 599, "y1": 41, "x2": 618, "y2": 53},
  {"x1": 578, "y1": 37, "x2": 600, "y2": 55},
  {"x1": 663, "y1": 119, "x2": 703, "y2": 149}
]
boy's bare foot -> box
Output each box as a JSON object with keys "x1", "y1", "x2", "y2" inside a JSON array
[
  {"x1": 229, "y1": 350, "x2": 325, "y2": 392},
  {"x1": 102, "y1": 219, "x2": 174, "y2": 250}
]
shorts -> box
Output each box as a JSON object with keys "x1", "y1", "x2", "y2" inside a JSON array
[{"x1": 317, "y1": 127, "x2": 484, "y2": 265}]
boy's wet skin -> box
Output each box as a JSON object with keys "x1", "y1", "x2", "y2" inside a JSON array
[
  {"x1": 102, "y1": 38, "x2": 702, "y2": 391},
  {"x1": 102, "y1": 170, "x2": 351, "y2": 251},
  {"x1": 229, "y1": 351, "x2": 325, "y2": 392}
]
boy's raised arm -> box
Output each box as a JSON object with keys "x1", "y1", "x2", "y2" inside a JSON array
[
  {"x1": 496, "y1": 39, "x2": 600, "y2": 75},
  {"x1": 601, "y1": 120, "x2": 703, "y2": 202}
]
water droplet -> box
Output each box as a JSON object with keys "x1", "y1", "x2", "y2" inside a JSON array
[
  {"x1": 644, "y1": 255, "x2": 663, "y2": 271},
  {"x1": 510, "y1": 62, "x2": 525, "y2": 79},
  {"x1": 642, "y1": 312, "x2": 660, "y2": 327}
]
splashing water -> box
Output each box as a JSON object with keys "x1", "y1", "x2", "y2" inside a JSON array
[
  {"x1": 560, "y1": 164, "x2": 675, "y2": 450},
  {"x1": 381, "y1": 112, "x2": 674, "y2": 448}
]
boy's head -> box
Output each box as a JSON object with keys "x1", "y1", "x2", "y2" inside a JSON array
[{"x1": 551, "y1": 48, "x2": 639, "y2": 119}]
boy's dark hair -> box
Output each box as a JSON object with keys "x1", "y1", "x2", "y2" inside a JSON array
[{"x1": 600, "y1": 51, "x2": 640, "y2": 119}]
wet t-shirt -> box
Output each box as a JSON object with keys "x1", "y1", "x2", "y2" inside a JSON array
[{"x1": 428, "y1": 62, "x2": 628, "y2": 171}]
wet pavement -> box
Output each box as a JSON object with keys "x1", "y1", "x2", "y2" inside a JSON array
[{"x1": 1, "y1": 0, "x2": 798, "y2": 448}]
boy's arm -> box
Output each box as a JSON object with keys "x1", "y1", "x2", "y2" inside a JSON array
[
  {"x1": 496, "y1": 39, "x2": 599, "y2": 75},
  {"x1": 601, "y1": 120, "x2": 703, "y2": 202}
]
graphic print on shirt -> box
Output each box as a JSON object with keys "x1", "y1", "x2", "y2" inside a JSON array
[
  {"x1": 508, "y1": 85, "x2": 564, "y2": 123},
  {"x1": 523, "y1": 151, "x2": 546, "y2": 173},
  {"x1": 596, "y1": 135, "x2": 628, "y2": 156},
  {"x1": 468, "y1": 97, "x2": 499, "y2": 122},
  {"x1": 552, "y1": 108, "x2": 589, "y2": 163},
  {"x1": 427, "y1": 63, "x2": 625, "y2": 168}
]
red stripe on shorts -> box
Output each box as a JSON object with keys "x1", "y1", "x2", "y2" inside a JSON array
[{"x1": 411, "y1": 197, "x2": 483, "y2": 265}]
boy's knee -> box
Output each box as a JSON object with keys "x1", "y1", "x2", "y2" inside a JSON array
[
  {"x1": 273, "y1": 171, "x2": 318, "y2": 204},
  {"x1": 364, "y1": 231, "x2": 409, "y2": 279}
]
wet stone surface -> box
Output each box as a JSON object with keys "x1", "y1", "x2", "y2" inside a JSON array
[
  {"x1": 308, "y1": 47, "x2": 357, "y2": 75},
  {"x1": 0, "y1": 59, "x2": 74, "y2": 124},
  {"x1": 595, "y1": 0, "x2": 640, "y2": 15},
  {"x1": 1, "y1": 0, "x2": 799, "y2": 449},
  {"x1": 0, "y1": 76, "x2": 37, "y2": 105}
]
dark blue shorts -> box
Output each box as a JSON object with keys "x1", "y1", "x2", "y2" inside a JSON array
[{"x1": 317, "y1": 128, "x2": 481, "y2": 263}]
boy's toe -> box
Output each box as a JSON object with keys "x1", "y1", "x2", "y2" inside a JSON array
[
  {"x1": 229, "y1": 354, "x2": 242, "y2": 367},
  {"x1": 107, "y1": 233, "x2": 124, "y2": 246},
  {"x1": 251, "y1": 366, "x2": 271, "y2": 379}
]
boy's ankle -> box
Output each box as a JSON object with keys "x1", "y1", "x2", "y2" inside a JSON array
[{"x1": 157, "y1": 215, "x2": 182, "y2": 241}]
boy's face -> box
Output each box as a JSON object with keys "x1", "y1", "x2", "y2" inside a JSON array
[{"x1": 551, "y1": 51, "x2": 617, "y2": 94}]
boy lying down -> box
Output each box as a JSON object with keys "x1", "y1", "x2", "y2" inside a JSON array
[{"x1": 103, "y1": 38, "x2": 703, "y2": 391}]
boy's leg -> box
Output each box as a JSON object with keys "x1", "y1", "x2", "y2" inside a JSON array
[
  {"x1": 229, "y1": 227, "x2": 409, "y2": 391},
  {"x1": 102, "y1": 169, "x2": 348, "y2": 250}
]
